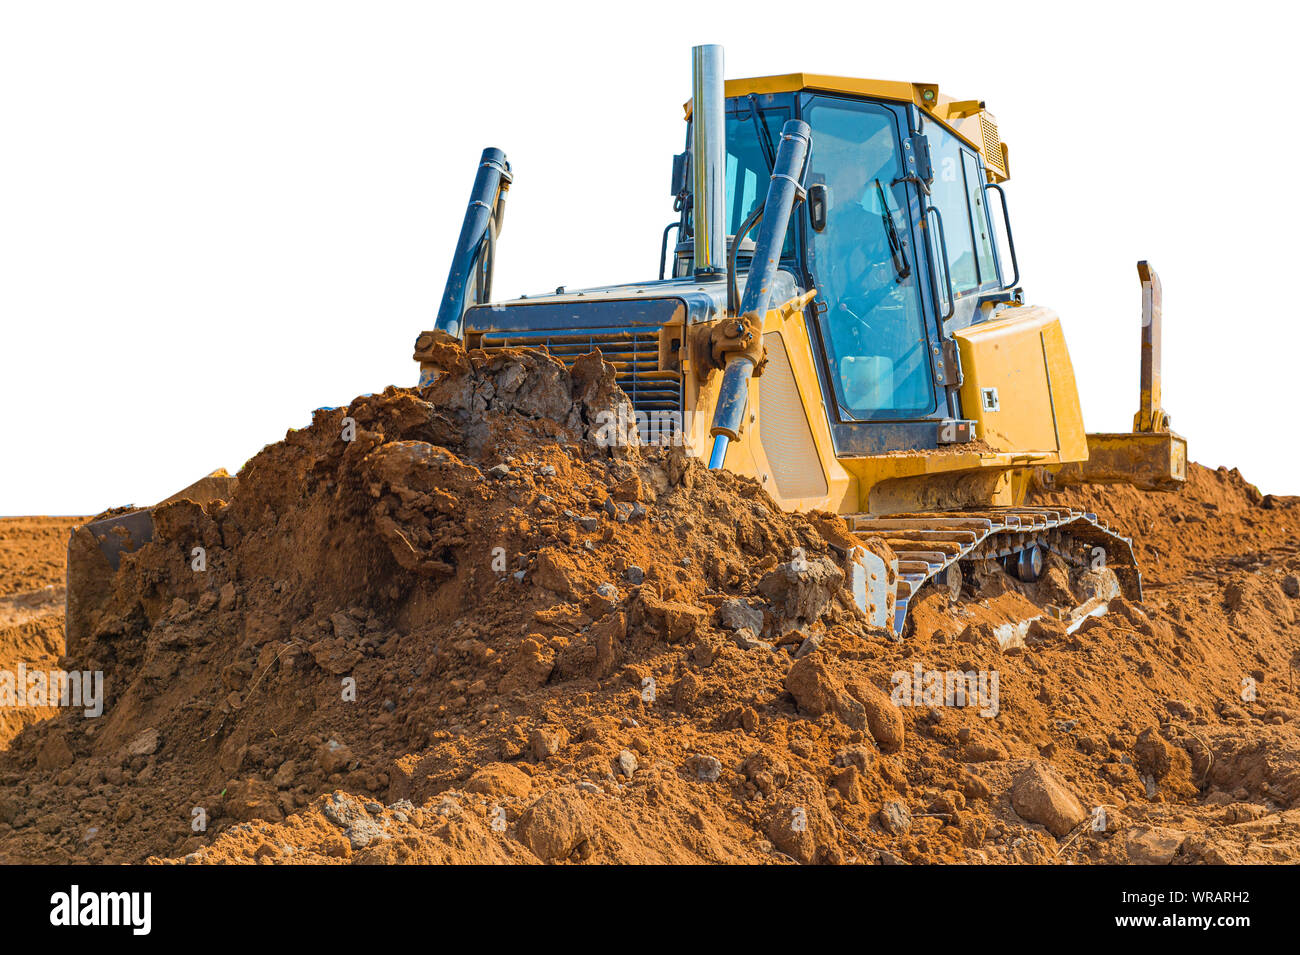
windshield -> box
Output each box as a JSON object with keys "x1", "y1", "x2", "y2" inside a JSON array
[
  {"x1": 721, "y1": 105, "x2": 794, "y2": 255},
  {"x1": 804, "y1": 96, "x2": 934, "y2": 419}
]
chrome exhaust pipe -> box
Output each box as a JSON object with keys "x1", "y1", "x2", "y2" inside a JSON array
[{"x1": 691, "y1": 44, "x2": 726, "y2": 279}]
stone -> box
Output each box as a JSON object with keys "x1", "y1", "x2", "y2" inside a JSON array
[
  {"x1": 1125, "y1": 826, "x2": 1186, "y2": 865},
  {"x1": 689, "y1": 754, "x2": 723, "y2": 782},
  {"x1": 1010, "y1": 762, "x2": 1087, "y2": 837},
  {"x1": 718, "y1": 599, "x2": 764, "y2": 633},
  {"x1": 1282, "y1": 575, "x2": 1299, "y2": 599},
  {"x1": 487, "y1": 464, "x2": 511, "y2": 479},
  {"x1": 730, "y1": 628, "x2": 772, "y2": 651},
  {"x1": 758, "y1": 557, "x2": 844, "y2": 629},
  {"x1": 764, "y1": 773, "x2": 837, "y2": 864},
  {"x1": 126, "y1": 727, "x2": 159, "y2": 757},
  {"x1": 616, "y1": 749, "x2": 639, "y2": 778},
  {"x1": 529, "y1": 726, "x2": 569, "y2": 761},
  {"x1": 329, "y1": 611, "x2": 361, "y2": 643},
  {"x1": 465, "y1": 762, "x2": 533, "y2": 799},
  {"x1": 317, "y1": 739, "x2": 353, "y2": 775},
  {"x1": 847, "y1": 678, "x2": 905, "y2": 753},
  {"x1": 518, "y1": 789, "x2": 592, "y2": 861},
  {"x1": 785, "y1": 655, "x2": 867, "y2": 731},
  {"x1": 36, "y1": 733, "x2": 75, "y2": 772},
  {"x1": 833, "y1": 744, "x2": 877, "y2": 774},
  {"x1": 878, "y1": 800, "x2": 912, "y2": 835},
  {"x1": 793, "y1": 632, "x2": 823, "y2": 659},
  {"x1": 625, "y1": 565, "x2": 645, "y2": 585}
]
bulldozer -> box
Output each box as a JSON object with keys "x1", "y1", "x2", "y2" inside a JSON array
[{"x1": 68, "y1": 44, "x2": 1186, "y2": 643}]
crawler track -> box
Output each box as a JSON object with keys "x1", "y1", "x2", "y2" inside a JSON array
[{"x1": 847, "y1": 506, "x2": 1143, "y2": 634}]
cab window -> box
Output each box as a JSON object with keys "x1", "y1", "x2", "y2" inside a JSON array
[
  {"x1": 925, "y1": 120, "x2": 979, "y2": 296},
  {"x1": 804, "y1": 95, "x2": 934, "y2": 419},
  {"x1": 964, "y1": 150, "x2": 999, "y2": 287}
]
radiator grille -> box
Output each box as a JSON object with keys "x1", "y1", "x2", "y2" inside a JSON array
[
  {"x1": 980, "y1": 114, "x2": 1006, "y2": 177},
  {"x1": 476, "y1": 326, "x2": 682, "y2": 414}
]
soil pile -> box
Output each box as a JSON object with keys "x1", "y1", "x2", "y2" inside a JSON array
[
  {"x1": 0, "y1": 347, "x2": 1298, "y2": 865},
  {"x1": 0, "y1": 518, "x2": 79, "y2": 748}
]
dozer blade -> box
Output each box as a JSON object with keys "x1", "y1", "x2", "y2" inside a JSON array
[
  {"x1": 65, "y1": 469, "x2": 237, "y2": 655},
  {"x1": 1055, "y1": 261, "x2": 1187, "y2": 492}
]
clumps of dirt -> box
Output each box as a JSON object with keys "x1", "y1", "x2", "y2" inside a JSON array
[
  {"x1": 0, "y1": 517, "x2": 77, "y2": 596},
  {"x1": 2, "y1": 344, "x2": 1300, "y2": 866},
  {"x1": 0, "y1": 346, "x2": 876, "y2": 863},
  {"x1": 0, "y1": 517, "x2": 78, "y2": 748}
]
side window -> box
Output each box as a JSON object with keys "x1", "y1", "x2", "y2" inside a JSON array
[
  {"x1": 925, "y1": 122, "x2": 979, "y2": 297},
  {"x1": 721, "y1": 108, "x2": 793, "y2": 254},
  {"x1": 963, "y1": 151, "x2": 999, "y2": 287}
]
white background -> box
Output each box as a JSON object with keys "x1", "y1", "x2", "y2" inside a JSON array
[{"x1": 2, "y1": 0, "x2": 1297, "y2": 513}]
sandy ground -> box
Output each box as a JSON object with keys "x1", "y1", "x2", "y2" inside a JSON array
[{"x1": 0, "y1": 349, "x2": 1297, "y2": 865}]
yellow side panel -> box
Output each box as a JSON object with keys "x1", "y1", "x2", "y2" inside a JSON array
[
  {"x1": 954, "y1": 307, "x2": 1087, "y2": 463},
  {"x1": 756, "y1": 333, "x2": 829, "y2": 501}
]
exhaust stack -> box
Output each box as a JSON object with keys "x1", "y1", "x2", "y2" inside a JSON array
[{"x1": 691, "y1": 44, "x2": 726, "y2": 279}]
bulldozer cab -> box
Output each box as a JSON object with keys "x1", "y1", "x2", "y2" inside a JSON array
[{"x1": 673, "y1": 82, "x2": 1018, "y2": 455}]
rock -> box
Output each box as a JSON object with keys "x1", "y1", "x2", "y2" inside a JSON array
[
  {"x1": 785, "y1": 655, "x2": 866, "y2": 731},
  {"x1": 36, "y1": 733, "x2": 75, "y2": 772},
  {"x1": 218, "y1": 582, "x2": 237, "y2": 612},
  {"x1": 831, "y1": 766, "x2": 863, "y2": 803},
  {"x1": 793, "y1": 632, "x2": 823, "y2": 659},
  {"x1": 730, "y1": 628, "x2": 772, "y2": 651},
  {"x1": 689, "y1": 754, "x2": 723, "y2": 783},
  {"x1": 317, "y1": 739, "x2": 354, "y2": 775},
  {"x1": 1126, "y1": 826, "x2": 1186, "y2": 865},
  {"x1": 533, "y1": 548, "x2": 586, "y2": 598},
  {"x1": 741, "y1": 751, "x2": 790, "y2": 796},
  {"x1": 465, "y1": 762, "x2": 533, "y2": 799},
  {"x1": 329, "y1": 611, "x2": 361, "y2": 643},
  {"x1": 308, "y1": 637, "x2": 363, "y2": 675},
  {"x1": 271, "y1": 760, "x2": 297, "y2": 789},
  {"x1": 961, "y1": 735, "x2": 1009, "y2": 762},
  {"x1": 126, "y1": 727, "x2": 160, "y2": 757},
  {"x1": 834, "y1": 744, "x2": 877, "y2": 774},
  {"x1": 518, "y1": 789, "x2": 592, "y2": 861},
  {"x1": 487, "y1": 463, "x2": 510, "y2": 479},
  {"x1": 625, "y1": 565, "x2": 645, "y2": 585},
  {"x1": 718, "y1": 598, "x2": 764, "y2": 633},
  {"x1": 345, "y1": 816, "x2": 390, "y2": 850},
  {"x1": 758, "y1": 557, "x2": 844, "y2": 630},
  {"x1": 223, "y1": 778, "x2": 283, "y2": 823},
  {"x1": 616, "y1": 749, "x2": 638, "y2": 778},
  {"x1": 630, "y1": 590, "x2": 707, "y2": 642},
  {"x1": 878, "y1": 800, "x2": 912, "y2": 835},
  {"x1": 846, "y1": 678, "x2": 905, "y2": 753},
  {"x1": 1283, "y1": 575, "x2": 1300, "y2": 599},
  {"x1": 764, "y1": 773, "x2": 837, "y2": 864},
  {"x1": 529, "y1": 726, "x2": 569, "y2": 761},
  {"x1": 1010, "y1": 762, "x2": 1087, "y2": 837},
  {"x1": 960, "y1": 772, "x2": 992, "y2": 802}
]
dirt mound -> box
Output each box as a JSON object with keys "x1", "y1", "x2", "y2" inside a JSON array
[
  {"x1": 0, "y1": 517, "x2": 79, "y2": 596},
  {"x1": 0, "y1": 517, "x2": 77, "y2": 748},
  {"x1": 1, "y1": 347, "x2": 1299, "y2": 865}
]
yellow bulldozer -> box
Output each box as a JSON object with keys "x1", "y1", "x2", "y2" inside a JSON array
[{"x1": 69, "y1": 45, "x2": 1185, "y2": 641}]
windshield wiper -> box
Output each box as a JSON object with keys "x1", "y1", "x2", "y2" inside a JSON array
[
  {"x1": 748, "y1": 95, "x2": 776, "y2": 173},
  {"x1": 874, "y1": 178, "x2": 911, "y2": 281}
]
